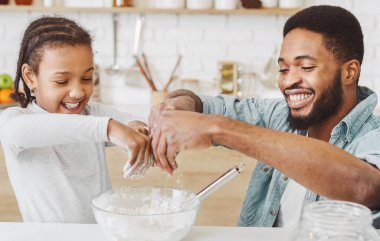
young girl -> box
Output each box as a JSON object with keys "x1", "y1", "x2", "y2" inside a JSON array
[{"x1": 0, "y1": 17, "x2": 152, "y2": 223}]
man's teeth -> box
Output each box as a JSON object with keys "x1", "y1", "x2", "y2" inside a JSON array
[
  {"x1": 289, "y1": 94, "x2": 311, "y2": 101},
  {"x1": 64, "y1": 102, "x2": 80, "y2": 108}
]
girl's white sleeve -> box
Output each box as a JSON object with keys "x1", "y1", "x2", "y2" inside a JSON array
[{"x1": 0, "y1": 107, "x2": 110, "y2": 150}]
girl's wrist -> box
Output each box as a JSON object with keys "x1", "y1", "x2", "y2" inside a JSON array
[{"x1": 107, "y1": 118, "x2": 116, "y2": 141}]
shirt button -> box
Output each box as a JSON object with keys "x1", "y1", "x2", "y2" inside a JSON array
[
  {"x1": 283, "y1": 176, "x2": 288, "y2": 181},
  {"x1": 343, "y1": 137, "x2": 348, "y2": 143},
  {"x1": 270, "y1": 209, "x2": 277, "y2": 216}
]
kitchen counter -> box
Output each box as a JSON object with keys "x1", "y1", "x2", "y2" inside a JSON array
[
  {"x1": 2, "y1": 222, "x2": 378, "y2": 241},
  {"x1": 1, "y1": 222, "x2": 380, "y2": 241},
  {"x1": 0, "y1": 222, "x2": 291, "y2": 241}
]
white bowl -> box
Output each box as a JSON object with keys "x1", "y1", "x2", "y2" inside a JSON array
[
  {"x1": 154, "y1": 0, "x2": 185, "y2": 9},
  {"x1": 187, "y1": 0, "x2": 213, "y2": 9},
  {"x1": 215, "y1": 0, "x2": 238, "y2": 10},
  {"x1": 92, "y1": 186, "x2": 200, "y2": 241},
  {"x1": 279, "y1": 0, "x2": 303, "y2": 8},
  {"x1": 134, "y1": 0, "x2": 155, "y2": 8}
]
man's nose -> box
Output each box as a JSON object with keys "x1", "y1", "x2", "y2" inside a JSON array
[{"x1": 283, "y1": 69, "x2": 302, "y2": 87}]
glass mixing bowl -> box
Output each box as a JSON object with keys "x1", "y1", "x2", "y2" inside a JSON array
[{"x1": 92, "y1": 186, "x2": 201, "y2": 241}]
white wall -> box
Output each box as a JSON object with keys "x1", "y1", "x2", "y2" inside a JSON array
[{"x1": 1, "y1": 0, "x2": 380, "y2": 111}]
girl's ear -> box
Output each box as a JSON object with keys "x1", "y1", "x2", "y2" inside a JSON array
[
  {"x1": 21, "y1": 63, "x2": 37, "y2": 90},
  {"x1": 341, "y1": 59, "x2": 360, "y2": 86}
]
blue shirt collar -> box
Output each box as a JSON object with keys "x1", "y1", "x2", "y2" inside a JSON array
[{"x1": 331, "y1": 86, "x2": 378, "y2": 142}]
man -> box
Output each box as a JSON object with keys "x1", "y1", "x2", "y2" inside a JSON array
[{"x1": 149, "y1": 5, "x2": 380, "y2": 227}]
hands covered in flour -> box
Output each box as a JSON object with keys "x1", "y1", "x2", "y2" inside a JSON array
[
  {"x1": 107, "y1": 119, "x2": 153, "y2": 178},
  {"x1": 149, "y1": 98, "x2": 214, "y2": 175}
]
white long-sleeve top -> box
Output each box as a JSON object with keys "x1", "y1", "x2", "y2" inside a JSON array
[{"x1": 0, "y1": 101, "x2": 134, "y2": 223}]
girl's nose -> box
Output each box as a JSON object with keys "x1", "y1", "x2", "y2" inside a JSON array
[{"x1": 69, "y1": 85, "x2": 85, "y2": 99}]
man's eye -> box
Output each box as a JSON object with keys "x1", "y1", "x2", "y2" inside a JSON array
[
  {"x1": 301, "y1": 66, "x2": 316, "y2": 71},
  {"x1": 279, "y1": 69, "x2": 289, "y2": 73},
  {"x1": 55, "y1": 81, "x2": 67, "y2": 85}
]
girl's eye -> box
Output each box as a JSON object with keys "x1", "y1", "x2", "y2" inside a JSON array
[
  {"x1": 82, "y1": 78, "x2": 93, "y2": 82},
  {"x1": 55, "y1": 81, "x2": 67, "y2": 85},
  {"x1": 279, "y1": 69, "x2": 289, "y2": 73}
]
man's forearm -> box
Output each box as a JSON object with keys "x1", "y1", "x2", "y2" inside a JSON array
[
  {"x1": 165, "y1": 89, "x2": 203, "y2": 113},
  {"x1": 209, "y1": 115, "x2": 380, "y2": 209}
]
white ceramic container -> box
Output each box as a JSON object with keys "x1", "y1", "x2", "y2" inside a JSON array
[
  {"x1": 262, "y1": 0, "x2": 278, "y2": 8},
  {"x1": 154, "y1": 0, "x2": 186, "y2": 9},
  {"x1": 134, "y1": 0, "x2": 155, "y2": 8},
  {"x1": 214, "y1": 0, "x2": 238, "y2": 10},
  {"x1": 187, "y1": 0, "x2": 213, "y2": 9},
  {"x1": 279, "y1": 0, "x2": 303, "y2": 8}
]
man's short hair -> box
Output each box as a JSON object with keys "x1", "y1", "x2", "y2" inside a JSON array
[{"x1": 283, "y1": 5, "x2": 364, "y2": 65}]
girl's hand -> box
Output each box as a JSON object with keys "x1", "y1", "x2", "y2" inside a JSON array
[
  {"x1": 107, "y1": 119, "x2": 151, "y2": 177},
  {"x1": 127, "y1": 120, "x2": 149, "y2": 135}
]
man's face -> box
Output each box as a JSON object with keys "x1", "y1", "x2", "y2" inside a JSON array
[{"x1": 277, "y1": 28, "x2": 343, "y2": 130}]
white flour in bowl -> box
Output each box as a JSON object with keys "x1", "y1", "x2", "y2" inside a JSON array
[{"x1": 93, "y1": 187, "x2": 199, "y2": 241}]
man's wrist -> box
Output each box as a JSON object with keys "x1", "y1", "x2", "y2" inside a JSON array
[
  {"x1": 166, "y1": 89, "x2": 203, "y2": 113},
  {"x1": 208, "y1": 115, "x2": 224, "y2": 145}
]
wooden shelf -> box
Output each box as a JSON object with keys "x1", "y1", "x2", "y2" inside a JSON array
[{"x1": 0, "y1": 5, "x2": 300, "y2": 15}]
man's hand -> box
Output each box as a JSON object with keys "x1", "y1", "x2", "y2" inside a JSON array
[
  {"x1": 150, "y1": 110, "x2": 214, "y2": 174},
  {"x1": 149, "y1": 89, "x2": 202, "y2": 133}
]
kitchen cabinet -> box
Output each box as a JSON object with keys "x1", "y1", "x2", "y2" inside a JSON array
[{"x1": 0, "y1": 5, "x2": 300, "y2": 15}]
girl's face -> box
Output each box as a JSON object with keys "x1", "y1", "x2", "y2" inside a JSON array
[{"x1": 33, "y1": 44, "x2": 94, "y2": 114}]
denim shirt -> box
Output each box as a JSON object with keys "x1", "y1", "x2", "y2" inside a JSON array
[{"x1": 201, "y1": 86, "x2": 380, "y2": 228}]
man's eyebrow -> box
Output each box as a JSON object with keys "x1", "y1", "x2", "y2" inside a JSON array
[
  {"x1": 294, "y1": 55, "x2": 317, "y2": 61},
  {"x1": 278, "y1": 55, "x2": 317, "y2": 64}
]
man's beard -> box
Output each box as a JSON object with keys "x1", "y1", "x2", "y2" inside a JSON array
[{"x1": 287, "y1": 71, "x2": 343, "y2": 130}]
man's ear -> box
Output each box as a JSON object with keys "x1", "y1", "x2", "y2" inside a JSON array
[
  {"x1": 21, "y1": 63, "x2": 37, "y2": 90},
  {"x1": 341, "y1": 59, "x2": 360, "y2": 86}
]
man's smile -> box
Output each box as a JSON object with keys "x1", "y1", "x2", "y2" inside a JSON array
[{"x1": 285, "y1": 89, "x2": 314, "y2": 109}]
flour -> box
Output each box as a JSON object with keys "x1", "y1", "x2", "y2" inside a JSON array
[
  {"x1": 93, "y1": 187, "x2": 200, "y2": 241},
  {"x1": 123, "y1": 155, "x2": 154, "y2": 178}
]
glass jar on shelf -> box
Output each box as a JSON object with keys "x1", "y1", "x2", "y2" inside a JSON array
[
  {"x1": 290, "y1": 200, "x2": 380, "y2": 241},
  {"x1": 217, "y1": 61, "x2": 239, "y2": 95}
]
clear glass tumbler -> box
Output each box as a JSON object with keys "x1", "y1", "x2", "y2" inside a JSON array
[{"x1": 290, "y1": 200, "x2": 380, "y2": 241}]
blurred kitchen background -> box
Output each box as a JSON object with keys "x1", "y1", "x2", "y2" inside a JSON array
[{"x1": 1, "y1": 0, "x2": 380, "y2": 226}]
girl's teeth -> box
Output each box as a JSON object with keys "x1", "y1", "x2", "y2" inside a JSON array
[{"x1": 64, "y1": 102, "x2": 79, "y2": 108}]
